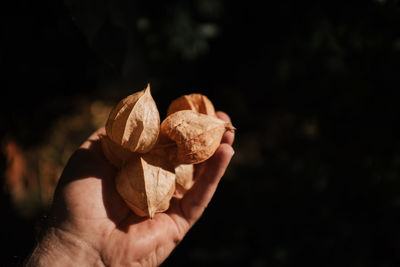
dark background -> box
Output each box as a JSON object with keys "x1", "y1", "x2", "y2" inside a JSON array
[{"x1": 2, "y1": 0, "x2": 400, "y2": 266}]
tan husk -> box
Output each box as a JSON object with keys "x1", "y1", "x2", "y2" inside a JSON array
[
  {"x1": 100, "y1": 135, "x2": 134, "y2": 169},
  {"x1": 175, "y1": 164, "x2": 194, "y2": 194},
  {"x1": 153, "y1": 135, "x2": 195, "y2": 195},
  {"x1": 161, "y1": 110, "x2": 235, "y2": 164},
  {"x1": 105, "y1": 84, "x2": 160, "y2": 153},
  {"x1": 115, "y1": 152, "x2": 176, "y2": 218},
  {"x1": 167, "y1": 93, "x2": 216, "y2": 116},
  {"x1": 101, "y1": 88, "x2": 235, "y2": 218}
]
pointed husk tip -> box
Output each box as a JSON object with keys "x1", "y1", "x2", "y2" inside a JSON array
[{"x1": 225, "y1": 122, "x2": 236, "y2": 132}]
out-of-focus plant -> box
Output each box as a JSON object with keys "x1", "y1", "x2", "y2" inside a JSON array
[
  {"x1": 64, "y1": 0, "x2": 224, "y2": 74},
  {"x1": 2, "y1": 100, "x2": 112, "y2": 218}
]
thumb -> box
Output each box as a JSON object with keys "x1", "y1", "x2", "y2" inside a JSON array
[{"x1": 179, "y1": 143, "x2": 234, "y2": 225}]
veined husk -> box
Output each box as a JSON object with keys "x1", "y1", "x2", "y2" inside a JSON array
[
  {"x1": 161, "y1": 110, "x2": 235, "y2": 164},
  {"x1": 166, "y1": 93, "x2": 216, "y2": 192},
  {"x1": 105, "y1": 84, "x2": 160, "y2": 153},
  {"x1": 115, "y1": 152, "x2": 176, "y2": 218},
  {"x1": 167, "y1": 93, "x2": 216, "y2": 116},
  {"x1": 101, "y1": 88, "x2": 235, "y2": 218},
  {"x1": 152, "y1": 134, "x2": 195, "y2": 194}
]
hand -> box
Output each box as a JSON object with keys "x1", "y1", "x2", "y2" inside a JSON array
[{"x1": 26, "y1": 111, "x2": 235, "y2": 267}]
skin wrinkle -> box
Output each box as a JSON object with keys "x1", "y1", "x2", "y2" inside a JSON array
[
  {"x1": 99, "y1": 226, "x2": 121, "y2": 266},
  {"x1": 142, "y1": 217, "x2": 176, "y2": 266},
  {"x1": 166, "y1": 206, "x2": 188, "y2": 244},
  {"x1": 166, "y1": 197, "x2": 194, "y2": 238},
  {"x1": 104, "y1": 215, "x2": 169, "y2": 266},
  {"x1": 99, "y1": 252, "x2": 109, "y2": 267},
  {"x1": 53, "y1": 227, "x2": 105, "y2": 267},
  {"x1": 57, "y1": 217, "x2": 112, "y2": 255}
]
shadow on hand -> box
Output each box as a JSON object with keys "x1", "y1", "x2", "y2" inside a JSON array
[{"x1": 48, "y1": 139, "x2": 137, "y2": 229}]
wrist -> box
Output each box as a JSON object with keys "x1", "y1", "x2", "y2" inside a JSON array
[{"x1": 25, "y1": 227, "x2": 104, "y2": 267}]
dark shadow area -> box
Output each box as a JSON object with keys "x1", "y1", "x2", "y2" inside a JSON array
[{"x1": 0, "y1": 152, "x2": 39, "y2": 266}]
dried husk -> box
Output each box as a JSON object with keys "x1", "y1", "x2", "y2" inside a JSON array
[
  {"x1": 167, "y1": 93, "x2": 216, "y2": 116},
  {"x1": 153, "y1": 134, "x2": 195, "y2": 194},
  {"x1": 100, "y1": 135, "x2": 134, "y2": 169},
  {"x1": 161, "y1": 110, "x2": 235, "y2": 164},
  {"x1": 105, "y1": 84, "x2": 160, "y2": 153},
  {"x1": 102, "y1": 89, "x2": 234, "y2": 218},
  {"x1": 150, "y1": 131, "x2": 178, "y2": 164},
  {"x1": 115, "y1": 152, "x2": 176, "y2": 218},
  {"x1": 175, "y1": 164, "x2": 195, "y2": 195}
]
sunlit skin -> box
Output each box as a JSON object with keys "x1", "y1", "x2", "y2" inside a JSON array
[{"x1": 26, "y1": 111, "x2": 235, "y2": 267}]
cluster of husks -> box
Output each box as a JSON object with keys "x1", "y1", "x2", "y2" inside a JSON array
[{"x1": 101, "y1": 84, "x2": 235, "y2": 218}]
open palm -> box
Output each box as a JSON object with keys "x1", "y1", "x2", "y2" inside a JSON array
[{"x1": 45, "y1": 111, "x2": 235, "y2": 266}]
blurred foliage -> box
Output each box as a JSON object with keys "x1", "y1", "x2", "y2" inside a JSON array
[
  {"x1": 2, "y1": 0, "x2": 400, "y2": 266},
  {"x1": 2, "y1": 100, "x2": 112, "y2": 217}
]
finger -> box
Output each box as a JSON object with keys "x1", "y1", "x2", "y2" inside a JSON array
[
  {"x1": 215, "y1": 111, "x2": 231, "y2": 122},
  {"x1": 80, "y1": 127, "x2": 106, "y2": 150},
  {"x1": 216, "y1": 111, "x2": 235, "y2": 145},
  {"x1": 179, "y1": 143, "x2": 234, "y2": 225}
]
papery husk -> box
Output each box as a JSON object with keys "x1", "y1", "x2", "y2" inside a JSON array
[
  {"x1": 152, "y1": 135, "x2": 194, "y2": 196},
  {"x1": 175, "y1": 164, "x2": 194, "y2": 195},
  {"x1": 100, "y1": 135, "x2": 134, "y2": 169},
  {"x1": 161, "y1": 110, "x2": 235, "y2": 164},
  {"x1": 105, "y1": 84, "x2": 160, "y2": 153},
  {"x1": 151, "y1": 131, "x2": 179, "y2": 165},
  {"x1": 115, "y1": 152, "x2": 176, "y2": 218},
  {"x1": 167, "y1": 93, "x2": 216, "y2": 116}
]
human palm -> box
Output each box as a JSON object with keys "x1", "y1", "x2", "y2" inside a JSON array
[{"x1": 39, "y1": 111, "x2": 234, "y2": 266}]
